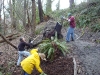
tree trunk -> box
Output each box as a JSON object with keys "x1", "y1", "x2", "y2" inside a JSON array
[
  {"x1": 46, "y1": 0, "x2": 52, "y2": 14},
  {"x1": 0, "y1": 32, "x2": 17, "y2": 49},
  {"x1": 26, "y1": 0, "x2": 31, "y2": 33},
  {"x1": 9, "y1": 0, "x2": 16, "y2": 30},
  {"x1": 0, "y1": 0, "x2": 2, "y2": 32},
  {"x1": 56, "y1": 0, "x2": 60, "y2": 10},
  {"x1": 69, "y1": 0, "x2": 75, "y2": 9},
  {"x1": 27, "y1": 10, "x2": 31, "y2": 27},
  {"x1": 31, "y1": 0, "x2": 36, "y2": 37},
  {"x1": 9, "y1": 0, "x2": 13, "y2": 26},
  {"x1": 0, "y1": 0, "x2": 2, "y2": 20},
  {"x1": 38, "y1": 0, "x2": 44, "y2": 22},
  {"x1": 0, "y1": 33, "x2": 20, "y2": 43},
  {"x1": 12, "y1": 0, "x2": 16, "y2": 29},
  {"x1": 23, "y1": 0, "x2": 27, "y2": 31},
  {"x1": 3, "y1": 0, "x2": 6, "y2": 35}
]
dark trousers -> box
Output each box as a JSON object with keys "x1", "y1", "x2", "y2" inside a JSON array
[{"x1": 23, "y1": 71, "x2": 29, "y2": 75}]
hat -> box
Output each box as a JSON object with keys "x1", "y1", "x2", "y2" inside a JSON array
[
  {"x1": 38, "y1": 53, "x2": 46, "y2": 61},
  {"x1": 67, "y1": 13, "x2": 72, "y2": 17}
]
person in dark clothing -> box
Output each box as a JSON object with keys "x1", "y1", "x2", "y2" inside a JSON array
[
  {"x1": 54, "y1": 22, "x2": 63, "y2": 39},
  {"x1": 17, "y1": 37, "x2": 33, "y2": 66}
]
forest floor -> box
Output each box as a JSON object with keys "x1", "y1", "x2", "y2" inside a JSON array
[{"x1": 0, "y1": 20, "x2": 100, "y2": 75}]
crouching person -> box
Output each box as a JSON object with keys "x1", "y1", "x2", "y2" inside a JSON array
[{"x1": 21, "y1": 48, "x2": 47, "y2": 75}]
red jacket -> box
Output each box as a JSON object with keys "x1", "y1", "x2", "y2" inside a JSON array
[{"x1": 69, "y1": 16, "x2": 76, "y2": 28}]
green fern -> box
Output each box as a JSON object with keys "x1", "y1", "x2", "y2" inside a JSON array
[
  {"x1": 39, "y1": 32, "x2": 69, "y2": 60},
  {"x1": 47, "y1": 48, "x2": 54, "y2": 58},
  {"x1": 40, "y1": 72, "x2": 47, "y2": 75}
]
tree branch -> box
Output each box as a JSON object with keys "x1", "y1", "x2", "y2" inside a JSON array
[{"x1": 0, "y1": 32, "x2": 17, "y2": 50}]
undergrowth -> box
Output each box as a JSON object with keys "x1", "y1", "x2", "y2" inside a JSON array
[{"x1": 50, "y1": 1, "x2": 100, "y2": 32}]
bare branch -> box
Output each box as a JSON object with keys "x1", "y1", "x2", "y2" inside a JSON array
[{"x1": 0, "y1": 32, "x2": 17, "y2": 50}]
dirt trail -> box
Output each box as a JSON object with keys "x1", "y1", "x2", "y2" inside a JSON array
[
  {"x1": 62, "y1": 27, "x2": 100, "y2": 75},
  {"x1": 72, "y1": 40, "x2": 100, "y2": 75}
]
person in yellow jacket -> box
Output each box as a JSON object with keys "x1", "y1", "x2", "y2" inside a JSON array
[{"x1": 21, "y1": 48, "x2": 46, "y2": 75}]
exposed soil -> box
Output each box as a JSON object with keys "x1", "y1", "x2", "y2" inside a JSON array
[
  {"x1": 32, "y1": 57, "x2": 74, "y2": 75},
  {"x1": 11, "y1": 56, "x2": 74, "y2": 75}
]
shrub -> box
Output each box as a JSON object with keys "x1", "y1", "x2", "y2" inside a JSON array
[{"x1": 91, "y1": 24, "x2": 100, "y2": 32}]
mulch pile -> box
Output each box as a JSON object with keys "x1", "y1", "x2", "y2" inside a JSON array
[
  {"x1": 12, "y1": 49, "x2": 74, "y2": 75},
  {"x1": 12, "y1": 57, "x2": 74, "y2": 75},
  {"x1": 32, "y1": 57, "x2": 74, "y2": 75}
]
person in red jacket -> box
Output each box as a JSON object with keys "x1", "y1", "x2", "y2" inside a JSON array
[{"x1": 66, "y1": 13, "x2": 76, "y2": 42}]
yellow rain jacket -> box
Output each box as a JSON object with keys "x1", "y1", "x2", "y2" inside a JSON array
[{"x1": 21, "y1": 49, "x2": 43, "y2": 74}]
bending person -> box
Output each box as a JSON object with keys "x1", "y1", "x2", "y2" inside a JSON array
[{"x1": 21, "y1": 48, "x2": 46, "y2": 75}]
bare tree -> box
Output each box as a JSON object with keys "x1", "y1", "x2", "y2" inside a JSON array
[
  {"x1": 23, "y1": 0, "x2": 27, "y2": 31},
  {"x1": 12, "y1": 0, "x2": 16, "y2": 29},
  {"x1": 38, "y1": 0, "x2": 44, "y2": 22},
  {"x1": 0, "y1": 0, "x2": 2, "y2": 32},
  {"x1": 46, "y1": 0, "x2": 52, "y2": 14},
  {"x1": 9, "y1": 0, "x2": 13, "y2": 26},
  {"x1": 9, "y1": 0, "x2": 17, "y2": 30},
  {"x1": 31, "y1": 0, "x2": 36, "y2": 37},
  {"x1": 69, "y1": 0, "x2": 75, "y2": 9},
  {"x1": 56, "y1": 0, "x2": 60, "y2": 10},
  {"x1": 3, "y1": 0, "x2": 6, "y2": 35}
]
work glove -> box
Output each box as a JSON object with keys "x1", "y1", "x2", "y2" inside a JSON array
[
  {"x1": 40, "y1": 72, "x2": 47, "y2": 75},
  {"x1": 30, "y1": 40, "x2": 33, "y2": 43}
]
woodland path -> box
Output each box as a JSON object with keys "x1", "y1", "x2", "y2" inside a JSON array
[{"x1": 62, "y1": 27, "x2": 100, "y2": 75}]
